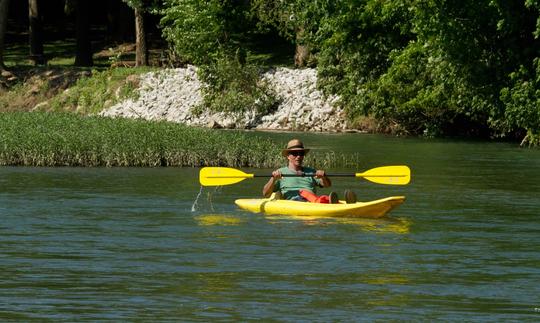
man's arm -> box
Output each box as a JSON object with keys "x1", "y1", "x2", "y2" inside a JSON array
[{"x1": 262, "y1": 170, "x2": 281, "y2": 197}]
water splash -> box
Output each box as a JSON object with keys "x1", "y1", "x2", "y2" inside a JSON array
[
  {"x1": 192, "y1": 186, "x2": 222, "y2": 212},
  {"x1": 191, "y1": 186, "x2": 204, "y2": 212}
]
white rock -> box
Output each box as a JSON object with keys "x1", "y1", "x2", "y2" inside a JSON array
[{"x1": 99, "y1": 65, "x2": 347, "y2": 131}]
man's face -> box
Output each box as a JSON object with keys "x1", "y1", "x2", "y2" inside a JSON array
[{"x1": 287, "y1": 150, "x2": 305, "y2": 167}]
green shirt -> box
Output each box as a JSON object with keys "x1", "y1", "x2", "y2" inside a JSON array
[{"x1": 273, "y1": 166, "x2": 323, "y2": 200}]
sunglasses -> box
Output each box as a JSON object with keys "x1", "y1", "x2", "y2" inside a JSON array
[{"x1": 289, "y1": 151, "x2": 305, "y2": 157}]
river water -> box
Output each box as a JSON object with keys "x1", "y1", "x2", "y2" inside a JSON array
[{"x1": 1, "y1": 133, "x2": 539, "y2": 321}]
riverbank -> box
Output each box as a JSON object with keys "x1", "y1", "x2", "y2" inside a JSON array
[
  {"x1": 1, "y1": 65, "x2": 358, "y2": 133},
  {"x1": 100, "y1": 66, "x2": 350, "y2": 132}
]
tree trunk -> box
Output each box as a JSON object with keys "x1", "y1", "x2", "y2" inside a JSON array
[
  {"x1": 294, "y1": 27, "x2": 310, "y2": 67},
  {"x1": 294, "y1": 44, "x2": 309, "y2": 67},
  {"x1": 0, "y1": 0, "x2": 9, "y2": 70},
  {"x1": 74, "y1": 0, "x2": 93, "y2": 66},
  {"x1": 135, "y1": 7, "x2": 148, "y2": 66},
  {"x1": 29, "y1": 0, "x2": 46, "y2": 65}
]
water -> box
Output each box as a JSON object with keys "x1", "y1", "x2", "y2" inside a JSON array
[{"x1": 1, "y1": 133, "x2": 540, "y2": 321}]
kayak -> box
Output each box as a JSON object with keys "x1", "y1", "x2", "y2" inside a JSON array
[{"x1": 234, "y1": 195, "x2": 405, "y2": 218}]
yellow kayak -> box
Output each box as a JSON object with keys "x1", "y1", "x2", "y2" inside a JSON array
[{"x1": 235, "y1": 195, "x2": 405, "y2": 218}]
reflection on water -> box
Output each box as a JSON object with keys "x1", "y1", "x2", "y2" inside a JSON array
[
  {"x1": 195, "y1": 211, "x2": 410, "y2": 233},
  {"x1": 264, "y1": 215, "x2": 411, "y2": 234},
  {"x1": 195, "y1": 214, "x2": 244, "y2": 226},
  {"x1": 335, "y1": 217, "x2": 411, "y2": 234}
]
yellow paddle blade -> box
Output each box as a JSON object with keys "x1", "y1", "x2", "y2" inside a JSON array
[
  {"x1": 199, "y1": 167, "x2": 254, "y2": 186},
  {"x1": 356, "y1": 165, "x2": 411, "y2": 185}
]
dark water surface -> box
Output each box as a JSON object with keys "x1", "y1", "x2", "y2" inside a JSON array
[{"x1": 1, "y1": 133, "x2": 539, "y2": 321}]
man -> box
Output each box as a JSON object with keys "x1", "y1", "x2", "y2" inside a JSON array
[{"x1": 263, "y1": 139, "x2": 350, "y2": 203}]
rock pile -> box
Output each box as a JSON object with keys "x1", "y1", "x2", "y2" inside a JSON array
[{"x1": 100, "y1": 66, "x2": 348, "y2": 132}]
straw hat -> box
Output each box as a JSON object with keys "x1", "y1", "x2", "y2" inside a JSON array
[{"x1": 281, "y1": 139, "x2": 310, "y2": 157}]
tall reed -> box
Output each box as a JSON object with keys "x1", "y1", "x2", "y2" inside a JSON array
[
  {"x1": 0, "y1": 112, "x2": 280, "y2": 167},
  {"x1": 0, "y1": 112, "x2": 359, "y2": 168}
]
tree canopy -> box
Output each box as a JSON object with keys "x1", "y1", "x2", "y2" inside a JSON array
[{"x1": 2, "y1": 0, "x2": 540, "y2": 144}]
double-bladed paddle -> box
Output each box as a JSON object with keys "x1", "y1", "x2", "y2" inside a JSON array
[{"x1": 199, "y1": 165, "x2": 410, "y2": 186}]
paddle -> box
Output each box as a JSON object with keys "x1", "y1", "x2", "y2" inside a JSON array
[{"x1": 199, "y1": 165, "x2": 410, "y2": 186}]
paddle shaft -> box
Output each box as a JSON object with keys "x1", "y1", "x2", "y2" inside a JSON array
[{"x1": 220, "y1": 173, "x2": 406, "y2": 178}]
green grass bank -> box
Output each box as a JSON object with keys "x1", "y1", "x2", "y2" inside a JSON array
[{"x1": 0, "y1": 112, "x2": 356, "y2": 168}]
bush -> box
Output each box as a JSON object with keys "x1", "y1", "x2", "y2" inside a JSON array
[{"x1": 195, "y1": 54, "x2": 279, "y2": 118}]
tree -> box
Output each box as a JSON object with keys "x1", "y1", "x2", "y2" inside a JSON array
[
  {"x1": 251, "y1": 0, "x2": 331, "y2": 67},
  {"x1": 161, "y1": 0, "x2": 250, "y2": 65},
  {"x1": 499, "y1": 0, "x2": 540, "y2": 145},
  {"x1": 316, "y1": 0, "x2": 415, "y2": 129},
  {"x1": 74, "y1": 0, "x2": 93, "y2": 66},
  {"x1": 313, "y1": 0, "x2": 540, "y2": 141},
  {"x1": 161, "y1": 0, "x2": 277, "y2": 119},
  {"x1": 29, "y1": 0, "x2": 46, "y2": 65},
  {"x1": 123, "y1": 0, "x2": 151, "y2": 66},
  {"x1": 0, "y1": 0, "x2": 9, "y2": 71}
]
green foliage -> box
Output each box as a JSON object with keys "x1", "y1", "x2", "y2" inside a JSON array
[
  {"x1": 159, "y1": 0, "x2": 540, "y2": 144},
  {"x1": 122, "y1": 0, "x2": 161, "y2": 12},
  {"x1": 195, "y1": 54, "x2": 279, "y2": 118},
  {"x1": 160, "y1": 0, "x2": 251, "y2": 65},
  {"x1": 357, "y1": 42, "x2": 496, "y2": 136},
  {"x1": 5, "y1": 0, "x2": 540, "y2": 145},
  {"x1": 315, "y1": 0, "x2": 540, "y2": 143},
  {"x1": 496, "y1": 0, "x2": 540, "y2": 145},
  {"x1": 161, "y1": 1, "x2": 278, "y2": 117},
  {"x1": 47, "y1": 67, "x2": 154, "y2": 114},
  {"x1": 316, "y1": 0, "x2": 416, "y2": 131},
  {"x1": 500, "y1": 59, "x2": 540, "y2": 145},
  {"x1": 251, "y1": 0, "x2": 332, "y2": 43}
]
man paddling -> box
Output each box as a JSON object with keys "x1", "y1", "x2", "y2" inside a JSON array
[{"x1": 263, "y1": 139, "x2": 357, "y2": 204}]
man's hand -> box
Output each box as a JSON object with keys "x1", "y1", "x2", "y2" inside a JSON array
[
  {"x1": 271, "y1": 170, "x2": 283, "y2": 179},
  {"x1": 315, "y1": 169, "x2": 331, "y2": 187}
]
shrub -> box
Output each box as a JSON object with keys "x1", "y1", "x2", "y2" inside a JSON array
[{"x1": 195, "y1": 54, "x2": 279, "y2": 118}]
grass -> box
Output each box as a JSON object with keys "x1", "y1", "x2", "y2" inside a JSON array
[
  {"x1": 0, "y1": 112, "x2": 283, "y2": 167},
  {"x1": 46, "y1": 67, "x2": 156, "y2": 114},
  {"x1": 0, "y1": 66, "x2": 155, "y2": 113},
  {"x1": 0, "y1": 112, "x2": 359, "y2": 168}
]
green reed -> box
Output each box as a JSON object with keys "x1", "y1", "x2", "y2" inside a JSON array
[
  {"x1": 0, "y1": 112, "x2": 277, "y2": 167},
  {"x1": 0, "y1": 112, "x2": 359, "y2": 168}
]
